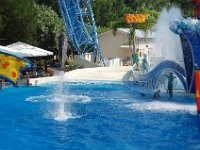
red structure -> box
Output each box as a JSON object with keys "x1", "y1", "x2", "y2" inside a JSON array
[
  {"x1": 192, "y1": 0, "x2": 200, "y2": 19},
  {"x1": 195, "y1": 70, "x2": 200, "y2": 113},
  {"x1": 195, "y1": 70, "x2": 200, "y2": 131}
]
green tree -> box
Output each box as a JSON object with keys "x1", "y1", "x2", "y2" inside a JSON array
[
  {"x1": 112, "y1": 0, "x2": 133, "y2": 20},
  {"x1": 0, "y1": 1, "x2": 7, "y2": 32},
  {"x1": 125, "y1": 0, "x2": 193, "y2": 17},
  {"x1": 0, "y1": 0, "x2": 37, "y2": 45},
  {"x1": 170, "y1": 0, "x2": 194, "y2": 17},
  {"x1": 34, "y1": 0, "x2": 60, "y2": 15},
  {"x1": 126, "y1": 0, "x2": 170, "y2": 12},
  {"x1": 0, "y1": 15, "x2": 5, "y2": 32},
  {"x1": 109, "y1": 1, "x2": 159, "y2": 65},
  {"x1": 33, "y1": 4, "x2": 64, "y2": 53},
  {"x1": 92, "y1": 0, "x2": 132, "y2": 27},
  {"x1": 129, "y1": 10, "x2": 158, "y2": 54},
  {"x1": 112, "y1": 0, "x2": 193, "y2": 66},
  {"x1": 92, "y1": 0, "x2": 114, "y2": 27},
  {"x1": 111, "y1": 8, "x2": 158, "y2": 53}
]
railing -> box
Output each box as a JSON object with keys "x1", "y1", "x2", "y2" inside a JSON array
[
  {"x1": 105, "y1": 57, "x2": 132, "y2": 67},
  {"x1": 133, "y1": 60, "x2": 187, "y2": 91}
]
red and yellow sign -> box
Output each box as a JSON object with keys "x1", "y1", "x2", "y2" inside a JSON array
[
  {"x1": 0, "y1": 53, "x2": 31, "y2": 85},
  {"x1": 195, "y1": 70, "x2": 200, "y2": 112},
  {"x1": 125, "y1": 14, "x2": 149, "y2": 23}
]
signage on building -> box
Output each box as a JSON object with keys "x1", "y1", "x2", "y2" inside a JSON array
[{"x1": 125, "y1": 14, "x2": 149, "y2": 23}]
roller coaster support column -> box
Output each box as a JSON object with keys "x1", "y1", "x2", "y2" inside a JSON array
[
  {"x1": 57, "y1": 0, "x2": 106, "y2": 66},
  {"x1": 87, "y1": 0, "x2": 105, "y2": 66}
]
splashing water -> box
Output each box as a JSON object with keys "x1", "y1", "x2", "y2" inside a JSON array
[
  {"x1": 25, "y1": 87, "x2": 91, "y2": 121},
  {"x1": 52, "y1": 71, "x2": 72, "y2": 121},
  {"x1": 51, "y1": 72, "x2": 91, "y2": 121},
  {"x1": 25, "y1": 75, "x2": 91, "y2": 121},
  {"x1": 55, "y1": 35, "x2": 69, "y2": 121},
  {"x1": 152, "y1": 7, "x2": 183, "y2": 65}
]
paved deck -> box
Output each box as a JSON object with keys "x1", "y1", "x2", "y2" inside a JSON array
[{"x1": 29, "y1": 66, "x2": 133, "y2": 85}]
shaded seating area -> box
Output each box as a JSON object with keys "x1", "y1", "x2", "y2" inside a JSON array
[
  {"x1": 5, "y1": 42, "x2": 54, "y2": 78},
  {"x1": 24, "y1": 63, "x2": 54, "y2": 78},
  {"x1": 6, "y1": 41, "x2": 53, "y2": 57}
]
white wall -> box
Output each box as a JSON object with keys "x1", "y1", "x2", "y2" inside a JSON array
[
  {"x1": 98, "y1": 31, "x2": 132, "y2": 60},
  {"x1": 74, "y1": 55, "x2": 98, "y2": 68},
  {"x1": 96, "y1": 30, "x2": 154, "y2": 66}
]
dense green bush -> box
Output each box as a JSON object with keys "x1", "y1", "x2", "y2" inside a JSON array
[{"x1": 33, "y1": 4, "x2": 64, "y2": 53}]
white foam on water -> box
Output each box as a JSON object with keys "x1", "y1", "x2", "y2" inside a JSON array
[
  {"x1": 60, "y1": 94, "x2": 91, "y2": 103},
  {"x1": 26, "y1": 71, "x2": 91, "y2": 121},
  {"x1": 53, "y1": 103, "x2": 80, "y2": 121},
  {"x1": 54, "y1": 113, "x2": 78, "y2": 121},
  {"x1": 25, "y1": 95, "x2": 50, "y2": 102},
  {"x1": 128, "y1": 101, "x2": 196, "y2": 114},
  {"x1": 26, "y1": 92, "x2": 91, "y2": 121},
  {"x1": 25, "y1": 94, "x2": 91, "y2": 103}
]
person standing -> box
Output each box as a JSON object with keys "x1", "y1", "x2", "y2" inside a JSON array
[
  {"x1": 141, "y1": 54, "x2": 149, "y2": 73},
  {"x1": 32, "y1": 63, "x2": 37, "y2": 78},
  {"x1": 165, "y1": 73, "x2": 176, "y2": 99},
  {"x1": 0, "y1": 79, "x2": 3, "y2": 90},
  {"x1": 132, "y1": 49, "x2": 140, "y2": 70},
  {"x1": 26, "y1": 72, "x2": 30, "y2": 86}
]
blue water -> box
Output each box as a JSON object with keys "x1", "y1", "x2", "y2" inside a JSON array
[{"x1": 0, "y1": 81, "x2": 199, "y2": 150}]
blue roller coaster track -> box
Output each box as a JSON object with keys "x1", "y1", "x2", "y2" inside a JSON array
[{"x1": 58, "y1": 0, "x2": 105, "y2": 66}]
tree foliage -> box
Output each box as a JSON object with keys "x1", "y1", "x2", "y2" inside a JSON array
[
  {"x1": 0, "y1": 0, "x2": 195, "y2": 54},
  {"x1": 0, "y1": 0, "x2": 37, "y2": 45},
  {"x1": 0, "y1": 0, "x2": 64, "y2": 54},
  {"x1": 0, "y1": 15, "x2": 5, "y2": 32},
  {"x1": 97, "y1": 0, "x2": 194, "y2": 55},
  {"x1": 92, "y1": 0, "x2": 132, "y2": 27},
  {"x1": 33, "y1": 4, "x2": 64, "y2": 53},
  {"x1": 92, "y1": 0, "x2": 114, "y2": 27},
  {"x1": 34, "y1": 0, "x2": 60, "y2": 15},
  {"x1": 92, "y1": 0, "x2": 194, "y2": 29}
]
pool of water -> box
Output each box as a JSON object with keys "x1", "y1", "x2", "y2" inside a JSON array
[{"x1": 0, "y1": 81, "x2": 199, "y2": 150}]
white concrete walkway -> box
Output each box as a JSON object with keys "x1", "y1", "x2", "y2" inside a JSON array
[{"x1": 29, "y1": 66, "x2": 133, "y2": 85}]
